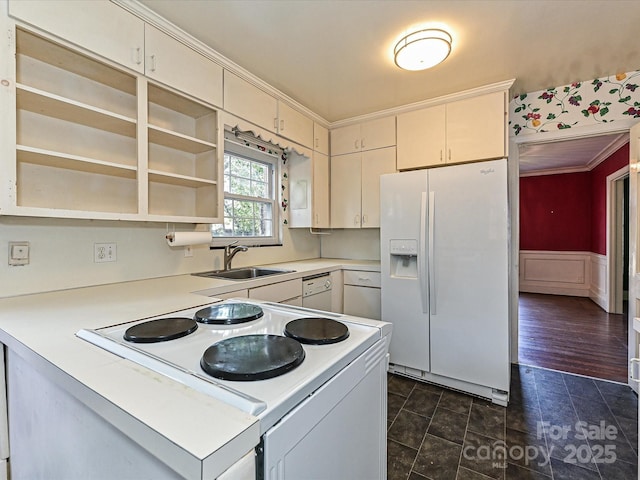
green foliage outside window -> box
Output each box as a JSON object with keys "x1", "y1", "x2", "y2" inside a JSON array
[{"x1": 212, "y1": 153, "x2": 274, "y2": 238}]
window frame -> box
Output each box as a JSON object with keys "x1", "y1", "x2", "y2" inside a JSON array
[{"x1": 210, "y1": 138, "x2": 282, "y2": 247}]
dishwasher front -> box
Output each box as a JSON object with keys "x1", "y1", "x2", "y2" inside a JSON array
[{"x1": 301, "y1": 273, "x2": 332, "y2": 311}]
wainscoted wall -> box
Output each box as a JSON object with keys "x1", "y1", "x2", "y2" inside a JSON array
[
  {"x1": 519, "y1": 251, "x2": 607, "y2": 309},
  {"x1": 520, "y1": 250, "x2": 591, "y2": 297}
]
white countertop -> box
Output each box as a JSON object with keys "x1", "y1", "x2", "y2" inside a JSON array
[{"x1": 0, "y1": 258, "x2": 380, "y2": 479}]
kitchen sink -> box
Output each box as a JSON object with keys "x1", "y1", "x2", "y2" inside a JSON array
[{"x1": 193, "y1": 267, "x2": 295, "y2": 280}]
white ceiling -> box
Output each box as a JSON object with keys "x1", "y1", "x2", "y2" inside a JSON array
[
  {"x1": 518, "y1": 133, "x2": 629, "y2": 176},
  {"x1": 139, "y1": 0, "x2": 640, "y2": 123},
  {"x1": 138, "y1": 0, "x2": 638, "y2": 174}
]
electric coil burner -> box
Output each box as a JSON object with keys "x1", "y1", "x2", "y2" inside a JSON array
[
  {"x1": 200, "y1": 334, "x2": 305, "y2": 381},
  {"x1": 123, "y1": 318, "x2": 198, "y2": 343},
  {"x1": 194, "y1": 303, "x2": 263, "y2": 325},
  {"x1": 284, "y1": 317, "x2": 349, "y2": 345}
]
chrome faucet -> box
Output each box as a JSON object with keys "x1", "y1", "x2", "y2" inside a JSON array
[{"x1": 223, "y1": 241, "x2": 248, "y2": 270}]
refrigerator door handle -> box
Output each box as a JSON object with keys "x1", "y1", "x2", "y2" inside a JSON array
[
  {"x1": 429, "y1": 191, "x2": 436, "y2": 316},
  {"x1": 419, "y1": 192, "x2": 429, "y2": 314}
]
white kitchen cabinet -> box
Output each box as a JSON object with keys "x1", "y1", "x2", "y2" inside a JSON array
[
  {"x1": 343, "y1": 270, "x2": 381, "y2": 320},
  {"x1": 144, "y1": 25, "x2": 222, "y2": 108},
  {"x1": 223, "y1": 72, "x2": 313, "y2": 148},
  {"x1": 8, "y1": 0, "x2": 145, "y2": 74},
  {"x1": 288, "y1": 148, "x2": 330, "y2": 229},
  {"x1": 397, "y1": 91, "x2": 506, "y2": 170},
  {"x1": 223, "y1": 71, "x2": 278, "y2": 133},
  {"x1": 330, "y1": 116, "x2": 396, "y2": 156},
  {"x1": 331, "y1": 147, "x2": 396, "y2": 228},
  {"x1": 277, "y1": 102, "x2": 313, "y2": 148},
  {"x1": 397, "y1": 105, "x2": 446, "y2": 168},
  {"x1": 312, "y1": 152, "x2": 330, "y2": 228},
  {"x1": 313, "y1": 123, "x2": 329, "y2": 156},
  {"x1": 7, "y1": 27, "x2": 223, "y2": 223},
  {"x1": 249, "y1": 279, "x2": 302, "y2": 303}
]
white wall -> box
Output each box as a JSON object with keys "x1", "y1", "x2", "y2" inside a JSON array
[
  {"x1": 320, "y1": 229, "x2": 380, "y2": 261},
  {"x1": 1, "y1": 217, "x2": 320, "y2": 298}
]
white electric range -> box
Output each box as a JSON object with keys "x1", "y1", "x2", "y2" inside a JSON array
[{"x1": 77, "y1": 299, "x2": 392, "y2": 480}]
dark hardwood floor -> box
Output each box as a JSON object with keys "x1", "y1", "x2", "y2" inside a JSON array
[{"x1": 518, "y1": 292, "x2": 629, "y2": 383}]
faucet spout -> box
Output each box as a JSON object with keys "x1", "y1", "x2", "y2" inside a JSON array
[{"x1": 224, "y1": 243, "x2": 249, "y2": 270}]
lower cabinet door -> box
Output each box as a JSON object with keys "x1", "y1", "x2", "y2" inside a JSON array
[{"x1": 343, "y1": 285, "x2": 381, "y2": 320}]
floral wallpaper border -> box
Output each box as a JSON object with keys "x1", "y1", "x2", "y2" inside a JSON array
[{"x1": 509, "y1": 69, "x2": 640, "y2": 137}]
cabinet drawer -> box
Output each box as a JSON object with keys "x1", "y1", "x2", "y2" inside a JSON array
[
  {"x1": 249, "y1": 279, "x2": 302, "y2": 303},
  {"x1": 343, "y1": 271, "x2": 381, "y2": 288}
]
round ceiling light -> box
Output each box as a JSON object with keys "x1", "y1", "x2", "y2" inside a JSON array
[{"x1": 394, "y1": 28, "x2": 452, "y2": 71}]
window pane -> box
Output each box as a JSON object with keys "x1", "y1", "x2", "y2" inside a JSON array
[
  {"x1": 230, "y1": 177, "x2": 251, "y2": 196},
  {"x1": 252, "y1": 181, "x2": 268, "y2": 199},
  {"x1": 252, "y1": 163, "x2": 268, "y2": 182},
  {"x1": 214, "y1": 144, "x2": 279, "y2": 241},
  {"x1": 260, "y1": 202, "x2": 272, "y2": 220},
  {"x1": 230, "y1": 157, "x2": 251, "y2": 178}
]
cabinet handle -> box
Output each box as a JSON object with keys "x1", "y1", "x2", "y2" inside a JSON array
[
  {"x1": 149, "y1": 54, "x2": 157, "y2": 72},
  {"x1": 315, "y1": 213, "x2": 318, "y2": 225},
  {"x1": 357, "y1": 276, "x2": 371, "y2": 282},
  {"x1": 361, "y1": 138, "x2": 365, "y2": 149},
  {"x1": 354, "y1": 214, "x2": 360, "y2": 225},
  {"x1": 133, "y1": 47, "x2": 142, "y2": 65},
  {"x1": 315, "y1": 138, "x2": 319, "y2": 148},
  {"x1": 274, "y1": 118, "x2": 278, "y2": 130},
  {"x1": 362, "y1": 214, "x2": 367, "y2": 224},
  {"x1": 354, "y1": 140, "x2": 359, "y2": 150},
  {"x1": 440, "y1": 150, "x2": 443, "y2": 162},
  {"x1": 448, "y1": 149, "x2": 451, "y2": 161},
  {"x1": 280, "y1": 119, "x2": 285, "y2": 131}
]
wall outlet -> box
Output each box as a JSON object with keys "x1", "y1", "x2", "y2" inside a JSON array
[
  {"x1": 94, "y1": 243, "x2": 117, "y2": 263},
  {"x1": 184, "y1": 245, "x2": 193, "y2": 258}
]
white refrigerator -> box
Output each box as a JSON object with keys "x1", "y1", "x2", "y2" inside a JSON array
[{"x1": 380, "y1": 158, "x2": 510, "y2": 404}]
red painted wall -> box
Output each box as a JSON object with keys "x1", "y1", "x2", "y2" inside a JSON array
[
  {"x1": 520, "y1": 143, "x2": 629, "y2": 254},
  {"x1": 590, "y1": 143, "x2": 629, "y2": 254},
  {"x1": 520, "y1": 173, "x2": 591, "y2": 251}
]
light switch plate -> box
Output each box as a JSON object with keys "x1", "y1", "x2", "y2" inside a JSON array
[{"x1": 9, "y1": 241, "x2": 29, "y2": 266}]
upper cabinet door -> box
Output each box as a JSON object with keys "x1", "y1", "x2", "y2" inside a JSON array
[
  {"x1": 313, "y1": 123, "x2": 329, "y2": 155},
  {"x1": 312, "y1": 151, "x2": 330, "y2": 228},
  {"x1": 361, "y1": 147, "x2": 396, "y2": 228},
  {"x1": 330, "y1": 116, "x2": 396, "y2": 156},
  {"x1": 223, "y1": 71, "x2": 278, "y2": 132},
  {"x1": 360, "y1": 116, "x2": 396, "y2": 151},
  {"x1": 397, "y1": 105, "x2": 446, "y2": 170},
  {"x1": 331, "y1": 152, "x2": 362, "y2": 228},
  {"x1": 446, "y1": 91, "x2": 506, "y2": 164},
  {"x1": 9, "y1": 0, "x2": 145, "y2": 73},
  {"x1": 144, "y1": 25, "x2": 222, "y2": 108},
  {"x1": 278, "y1": 102, "x2": 313, "y2": 148},
  {"x1": 331, "y1": 124, "x2": 361, "y2": 156}
]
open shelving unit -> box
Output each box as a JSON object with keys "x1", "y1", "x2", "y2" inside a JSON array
[
  {"x1": 147, "y1": 83, "x2": 220, "y2": 220},
  {"x1": 10, "y1": 27, "x2": 223, "y2": 222},
  {"x1": 15, "y1": 28, "x2": 139, "y2": 215}
]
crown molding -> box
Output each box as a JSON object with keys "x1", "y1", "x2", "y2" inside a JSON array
[
  {"x1": 330, "y1": 79, "x2": 515, "y2": 128},
  {"x1": 113, "y1": 0, "x2": 330, "y2": 127}
]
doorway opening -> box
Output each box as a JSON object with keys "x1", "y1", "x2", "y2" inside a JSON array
[{"x1": 516, "y1": 133, "x2": 630, "y2": 382}]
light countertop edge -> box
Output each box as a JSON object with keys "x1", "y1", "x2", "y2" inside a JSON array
[{"x1": 0, "y1": 258, "x2": 380, "y2": 478}]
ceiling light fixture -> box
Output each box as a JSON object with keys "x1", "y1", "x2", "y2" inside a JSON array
[{"x1": 394, "y1": 28, "x2": 452, "y2": 71}]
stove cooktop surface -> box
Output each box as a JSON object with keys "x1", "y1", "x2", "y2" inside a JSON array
[{"x1": 77, "y1": 300, "x2": 384, "y2": 432}]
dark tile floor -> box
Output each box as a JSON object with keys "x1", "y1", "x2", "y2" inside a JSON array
[{"x1": 387, "y1": 364, "x2": 638, "y2": 480}]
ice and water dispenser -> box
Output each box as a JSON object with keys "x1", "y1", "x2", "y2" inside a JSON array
[{"x1": 388, "y1": 239, "x2": 419, "y2": 278}]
